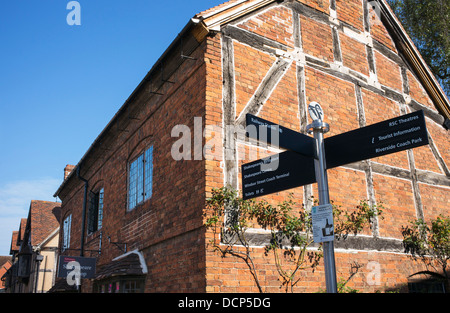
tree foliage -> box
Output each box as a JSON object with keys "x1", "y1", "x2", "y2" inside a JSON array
[{"x1": 386, "y1": 0, "x2": 450, "y2": 96}]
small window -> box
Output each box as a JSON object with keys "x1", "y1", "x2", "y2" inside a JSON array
[
  {"x1": 128, "y1": 146, "x2": 153, "y2": 210},
  {"x1": 95, "y1": 278, "x2": 144, "y2": 293},
  {"x1": 88, "y1": 188, "x2": 104, "y2": 234},
  {"x1": 63, "y1": 214, "x2": 72, "y2": 251}
]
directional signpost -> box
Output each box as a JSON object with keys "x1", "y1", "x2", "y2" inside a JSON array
[
  {"x1": 243, "y1": 114, "x2": 316, "y2": 200},
  {"x1": 241, "y1": 103, "x2": 430, "y2": 293},
  {"x1": 242, "y1": 110, "x2": 429, "y2": 199}
]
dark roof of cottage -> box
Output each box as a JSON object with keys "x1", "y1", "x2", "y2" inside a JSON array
[{"x1": 95, "y1": 251, "x2": 147, "y2": 280}]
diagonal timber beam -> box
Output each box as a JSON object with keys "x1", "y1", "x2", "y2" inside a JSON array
[{"x1": 236, "y1": 58, "x2": 293, "y2": 127}]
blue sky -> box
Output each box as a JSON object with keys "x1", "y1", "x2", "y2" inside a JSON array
[{"x1": 0, "y1": 0, "x2": 226, "y2": 255}]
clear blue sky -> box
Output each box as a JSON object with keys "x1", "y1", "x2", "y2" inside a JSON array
[{"x1": 0, "y1": 0, "x2": 226, "y2": 255}]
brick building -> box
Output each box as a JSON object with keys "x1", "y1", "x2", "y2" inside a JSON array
[
  {"x1": 4, "y1": 201, "x2": 61, "y2": 293},
  {"x1": 53, "y1": 0, "x2": 449, "y2": 293}
]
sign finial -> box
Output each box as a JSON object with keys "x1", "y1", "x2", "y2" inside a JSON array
[{"x1": 308, "y1": 102, "x2": 324, "y2": 121}]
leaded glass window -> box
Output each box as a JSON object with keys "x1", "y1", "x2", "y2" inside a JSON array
[{"x1": 128, "y1": 146, "x2": 153, "y2": 210}]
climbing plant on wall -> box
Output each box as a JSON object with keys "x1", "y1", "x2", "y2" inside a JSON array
[{"x1": 204, "y1": 186, "x2": 384, "y2": 293}]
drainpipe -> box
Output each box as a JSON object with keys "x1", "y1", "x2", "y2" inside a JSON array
[{"x1": 77, "y1": 165, "x2": 88, "y2": 258}]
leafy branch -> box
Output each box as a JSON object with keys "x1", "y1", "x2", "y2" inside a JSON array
[{"x1": 205, "y1": 186, "x2": 385, "y2": 292}]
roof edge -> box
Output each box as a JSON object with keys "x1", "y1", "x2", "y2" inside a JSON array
[{"x1": 198, "y1": 0, "x2": 276, "y2": 31}]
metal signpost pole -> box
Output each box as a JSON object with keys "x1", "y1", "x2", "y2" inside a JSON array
[
  {"x1": 243, "y1": 104, "x2": 429, "y2": 293},
  {"x1": 307, "y1": 102, "x2": 338, "y2": 293}
]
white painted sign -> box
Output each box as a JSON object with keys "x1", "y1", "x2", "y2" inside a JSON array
[{"x1": 311, "y1": 204, "x2": 334, "y2": 243}]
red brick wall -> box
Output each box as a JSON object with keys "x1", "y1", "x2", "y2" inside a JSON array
[
  {"x1": 375, "y1": 50, "x2": 403, "y2": 92},
  {"x1": 336, "y1": 0, "x2": 364, "y2": 31},
  {"x1": 234, "y1": 41, "x2": 276, "y2": 118},
  {"x1": 300, "y1": 0, "x2": 330, "y2": 14},
  {"x1": 301, "y1": 15, "x2": 334, "y2": 62},
  {"x1": 203, "y1": 0, "x2": 449, "y2": 293},
  {"x1": 369, "y1": 4, "x2": 397, "y2": 52},
  {"x1": 340, "y1": 33, "x2": 370, "y2": 76},
  {"x1": 305, "y1": 67, "x2": 358, "y2": 136},
  {"x1": 259, "y1": 64, "x2": 299, "y2": 128}
]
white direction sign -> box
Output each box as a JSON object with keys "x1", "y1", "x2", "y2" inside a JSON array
[{"x1": 311, "y1": 204, "x2": 335, "y2": 243}]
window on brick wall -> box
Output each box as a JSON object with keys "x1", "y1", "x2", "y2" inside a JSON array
[
  {"x1": 62, "y1": 214, "x2": 72, "y2": 252},
  {"x1": 128, "y1": 146, "x2": 153, "y2": 210},
  {"x1": 88, "y1": 188, "x2": 104, "y2": 234}
]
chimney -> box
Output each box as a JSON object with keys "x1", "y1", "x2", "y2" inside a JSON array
[{"x1": 64, "y1": 165, "x2": 76, "y2": 180}]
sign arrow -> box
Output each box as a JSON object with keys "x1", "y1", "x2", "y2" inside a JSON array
[
  {"x1": 241, "y1": 150, "x2": 316, "y2": 200},
  {"x1": 325, "y1": 110, "x2": 429, "y2": 169},
  {"x1": 245, "y1": 114, "x2": 315, "y2": 158},
  {"x1": 241, "y1": 110, "x2": 430, "y2": 200}
]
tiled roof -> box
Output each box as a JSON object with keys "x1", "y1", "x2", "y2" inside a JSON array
[{"x1": 29, "y1": 200, "x2": 61, "y2": 246}]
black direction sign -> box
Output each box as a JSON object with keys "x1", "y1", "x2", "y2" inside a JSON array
[
  {"x1": 242, "y1": 150, "x2": 316, "y2": 200},
  {"x1": 246, "y1": 114, "x2": 315, "y2": 157},
  {"x1": 325, "y1": 110, "x2": 429, "y2": 169}
]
